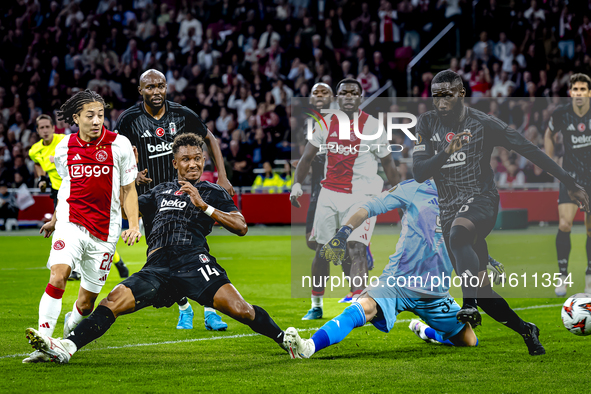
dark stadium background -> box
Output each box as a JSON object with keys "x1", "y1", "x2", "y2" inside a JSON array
[{"x1": 0, "y1": 0, "x2": 590, "y2": 226}]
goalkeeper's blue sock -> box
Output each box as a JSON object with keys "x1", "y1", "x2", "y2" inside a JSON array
[
  {"x1": 311, "y1": 302, "x2": 366, "y2": 353},
  {"x1": 424, "y1": 327, "x2": 454, "y2": 345}
]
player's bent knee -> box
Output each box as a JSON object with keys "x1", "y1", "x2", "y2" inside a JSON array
[
  {"x1": 99, "y1": 284, "x2": 136, "y2": 317},
  {"x1": 229, "y1": 301, "x2": 255, "y2": 322},
  {"x1": 451, "y1": 324, "x2": 478, "y2": 346},
  {"x1": 357, "y1": 295, "x2": 377, "y2": 321},
  {"x1": 77, "y1": 299, "x2": 96, "y2": 314},
  {"x1": 558, "y1": 219, "x2": 573, "y2": 233}
]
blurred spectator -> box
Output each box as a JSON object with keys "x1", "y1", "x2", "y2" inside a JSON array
[
  {"x1": 226, "y1": 139, "x2": 252, "y2": 187},
  {"x1": 251, "y1": 161, "x2": 284, "y2": 193},
  {"x1": 228, "y1": 86, "x2": 257, "y2": 124},
  {"x1": 357, "y1": 65, "x2": 379, "y2": 95},
  {"x1": 178, "y1": 13, "x2": 203, "y2": 47},
  {"x1": 498, "y1": 162, "x2": 526, "y2": 188},
  {"x1": 0, "y1": 179, "x2": 19, "y2": 231}
]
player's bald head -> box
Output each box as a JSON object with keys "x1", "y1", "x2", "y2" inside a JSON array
[
  {"x1": 139, "y1": 69, "x2": 167, "y2": 111},
  {"x1": 139, "y1": 69, "x2": 166, "y2": 86},
  {"x1": 311, "y1": 83, "x2": 333, "y2": 95},
  {"x1": 310, "y1": 83, "x2": 333, "y2": 110}
]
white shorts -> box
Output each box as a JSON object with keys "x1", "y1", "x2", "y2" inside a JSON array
[
  {"x1": 47, "y1": 222, "x2": 117, "y2": 294},
  {"x1": 309, "y1": 188, "x2": 376, "y2": 246}
]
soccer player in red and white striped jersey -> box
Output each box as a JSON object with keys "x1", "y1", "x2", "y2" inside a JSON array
[{"x1": 24, "y1": 90, "x2": 140, "y2": 363}]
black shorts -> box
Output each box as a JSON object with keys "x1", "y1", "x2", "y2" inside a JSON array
[
  {"x1": 442, "y1": 194, "x2": 499, "y2": 241},
  {"x1": 558, "y1": 183, "x2": 591, "y2": 205},
  {"x1": 305, "y1": 197, "x2": 318, "y2": 234},
  {"x1": 120, "y1": 247, "x2": 231, "y2": 310}
]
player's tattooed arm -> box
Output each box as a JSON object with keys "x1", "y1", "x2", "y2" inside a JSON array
[
  {"x1": 179, "y1": 180, "x2": 247, "y2": 235},
  {"x1": 120, "y1": 182, "x2": 142, "y2": 246},
  {"x1": 290, "y1": 142, "x2": 319, "y2": 208},
  {"x1": 204, "y1": 129, "x2": 235, "y2": 196}
]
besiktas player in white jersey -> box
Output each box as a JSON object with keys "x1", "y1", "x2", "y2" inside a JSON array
[
  {"x1": 291, "y1": 79, "x2": 400, "y2": 320},
  {"x1": 23, "y1": 90, "x2": 140, "y2": 363}
]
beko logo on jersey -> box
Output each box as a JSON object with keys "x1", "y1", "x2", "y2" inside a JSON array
[
  {"x1": 148, "y1": 142, "x2": 173, "y2": 153},
  {"x1": 147, "y1": 142, "x2": 173, "y2": 158},
  {"x1": 160, "y1": 198, "x2": 187, "y2": 210},
  {"x1": 571, "y1": 134, "x2": 591, "y2": 148},
  {"x1": 441, "y1": 151, "x2": 467, "y2": 168},
  {"x1": 70, "y1": 165, "x2": 110, "y2": 178}
]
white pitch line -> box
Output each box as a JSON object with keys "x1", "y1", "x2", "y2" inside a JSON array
[{"x1": 1, "y1": 303, "x2": 564, "y2": 360}]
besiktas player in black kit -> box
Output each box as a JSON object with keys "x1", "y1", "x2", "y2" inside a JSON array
[
  {"x1": 544, "y1": 73, "x2": 591, "y2": 296},
  {"x1": 413, "y1": 70, "x2": 590, "y2": 356},
  {"x1": 25, "y1": 133, "x2": 287, "y2": 363},
  {"x1": 115, "y1": 69, "x2": 232, "y2": 331}
]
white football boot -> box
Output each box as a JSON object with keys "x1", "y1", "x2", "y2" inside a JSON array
[
  {"x1": 63, "y1": 311, "x2": 76, "y2": 338},
  {"x1": 409, "y1": 319, "x2": 440, "y2": 344},
  {"x1": 26, "y1": 328, "x2": 74, "y2": 364},
  {"x1": 22, "y1": 350, "x2": 51, "y2": 364},
  {"x1": 285, "y1": 327, "x2": 315, "y2": 359}
]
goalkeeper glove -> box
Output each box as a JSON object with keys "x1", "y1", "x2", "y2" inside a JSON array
[
  {"x1": 487, "y1": 255, "x2": 506, "y2": 286},
  {"x1": 320, "y1": 225, "x2": 353, "y2": 265}
]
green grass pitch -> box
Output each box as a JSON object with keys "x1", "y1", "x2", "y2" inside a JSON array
[{"x1": 1, "y1": 226, "x2": 590, "y2": 393}]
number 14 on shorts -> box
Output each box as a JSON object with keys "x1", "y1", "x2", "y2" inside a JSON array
[{"x1": 198, "y1": 264, "x2": 220, "y2": 282}]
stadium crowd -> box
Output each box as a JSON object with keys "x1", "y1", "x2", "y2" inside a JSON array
[{"x1": 0, "y1": 0, "x2": 590, "y2": 193}]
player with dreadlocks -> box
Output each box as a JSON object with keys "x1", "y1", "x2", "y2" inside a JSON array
[{"x1": 23, "y1": 89, "x2": 140, "y2": 363}]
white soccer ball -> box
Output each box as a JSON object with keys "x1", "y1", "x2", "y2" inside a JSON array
[{"x1": 561, "y1": 293, "x2": 591, "y2": 336}]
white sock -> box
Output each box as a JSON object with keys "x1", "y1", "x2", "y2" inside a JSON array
[
  {"x1": 38, "y1": 287, "x2": 63, "y2": 337},
  {"x1": 203, "y1": 306, "x2": 215, "y2": 313},
  {"x1": 179, "y1": 302, "x2": 191, "y2": 311},
  {"x1": 311, "y1": 295, "x2": 323, "y2": 308},
  {"x1": 62, "y1": 339, "x2": 78, "y2": 355},
  {"x1": 67, "y1": 301, "x2": 86, "y2": 329}
]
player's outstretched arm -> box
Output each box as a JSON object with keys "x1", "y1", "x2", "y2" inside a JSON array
[
  {"x1": 179, "y1": 180, "x2": 247, "y2": 236},
  {"x1": 120, "y1": 182, "x2": 142, "y2": 246},
  {"x1": 321, "y1": 208, "x2": 369, "y2": 265},
  {"x1": 503, "y1": 127, "x2": 590, "y2": 212},
  {"x1": 290, "y1": 142, "x2": 319, "y2": 208},
  {"x1": 204, "y1": 129, "x2": 235, "y2": 196}
]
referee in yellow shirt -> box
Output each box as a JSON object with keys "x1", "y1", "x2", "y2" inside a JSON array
[
  {"x1": 29, "y1": 115, "x2": 65, "y2": 205},
  {"x1": 29, "y1": 115, "x2": 130, "y2": 279}
]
